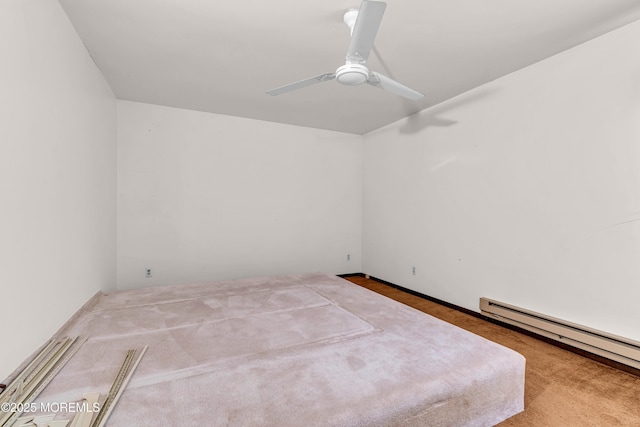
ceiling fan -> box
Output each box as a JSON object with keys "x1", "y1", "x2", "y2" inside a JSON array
[{"x1": 266, "y1": 0, "x2": 423, "y2": 100}]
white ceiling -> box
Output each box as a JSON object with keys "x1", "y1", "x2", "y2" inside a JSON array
[{"x1": 58, "y1": 0, "x2": 640, "y2": 135}]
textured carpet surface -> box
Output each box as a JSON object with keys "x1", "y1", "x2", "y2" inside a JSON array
[
  {"x1": 346, "y1": 276, "x2": 640, "y2": 426},
  {"x1": 33, "y1": 273, "x2": 524, "y2": 426}
]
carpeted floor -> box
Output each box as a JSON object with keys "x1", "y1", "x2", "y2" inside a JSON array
[
  {"x1": 32, "y1": 273, "x2": 522, "y2": 426},
  {"x1": 345, "y1": 276, "x2": 640, "y2": 426}
]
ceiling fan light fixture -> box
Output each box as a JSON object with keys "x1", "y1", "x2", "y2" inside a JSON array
[
  {"x1": 266, "y1": 0, "x2": 423, "y2": 100},
  {"x1": 336, "y1": 63, "x2": 369, "y2": 86}
]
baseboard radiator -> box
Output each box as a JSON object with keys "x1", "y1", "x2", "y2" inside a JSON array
[{"x1": 480, "y1": 297, "x2": 640, "y2": 369}]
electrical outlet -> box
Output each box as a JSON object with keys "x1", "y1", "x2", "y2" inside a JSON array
[
  {"x1": 347, "y1": 254, "x2": 351, "y2": 261},
  {"x1": 145, "y1": 268, "x2": 152, "y2": 278},
  {"x1": 412, "y1": 266, "x2": 416, "y2": 275}
]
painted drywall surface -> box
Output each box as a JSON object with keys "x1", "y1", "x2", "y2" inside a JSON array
[
  {"x1": 117, "y1": 101, "x2": 362, "y2": 289},
  {"x1": 363, "y1": 20, "x2": 640, "y2": 342},
  {"x1": 0, "y1": 2, "x2": 117, "y2": 380}
]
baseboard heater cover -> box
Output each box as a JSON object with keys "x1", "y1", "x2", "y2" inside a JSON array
[{"x1": 480, "y1": 297, "x2": 640, "y2": 369}]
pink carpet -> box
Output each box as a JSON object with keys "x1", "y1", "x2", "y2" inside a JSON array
[{"x1": 34, "y1": 273, "x2": 524, "y2": 426}]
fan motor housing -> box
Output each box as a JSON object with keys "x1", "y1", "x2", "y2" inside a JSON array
[{"x1": 336, "y1": 63, "x2": 369, "y2": 86}]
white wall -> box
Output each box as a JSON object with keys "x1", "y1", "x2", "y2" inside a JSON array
[
  {"x1": 363, "y1": 20, "x2": 640, "y2": 342},
  {"x1": 0, "y1": 1, "x2": 116, "y2": 379},
  {"x1": 117, "y1": 101, "x2": 362, "y2": 289}
]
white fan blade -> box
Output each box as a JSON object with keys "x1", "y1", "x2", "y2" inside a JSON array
[
  {"x1": 367, "y1": 71, "x2": 424, "y2": 100},
  {"x1": 267, "y1": 73, "x2": 336, "y2": 96},
  {"x1": 346, "y1": 1, "x2": 386, "y2": 63}
]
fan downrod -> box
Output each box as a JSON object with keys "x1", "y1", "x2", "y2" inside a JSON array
[{"x1": 343, "y1": 9, "x2": 359, "y2": 34}]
